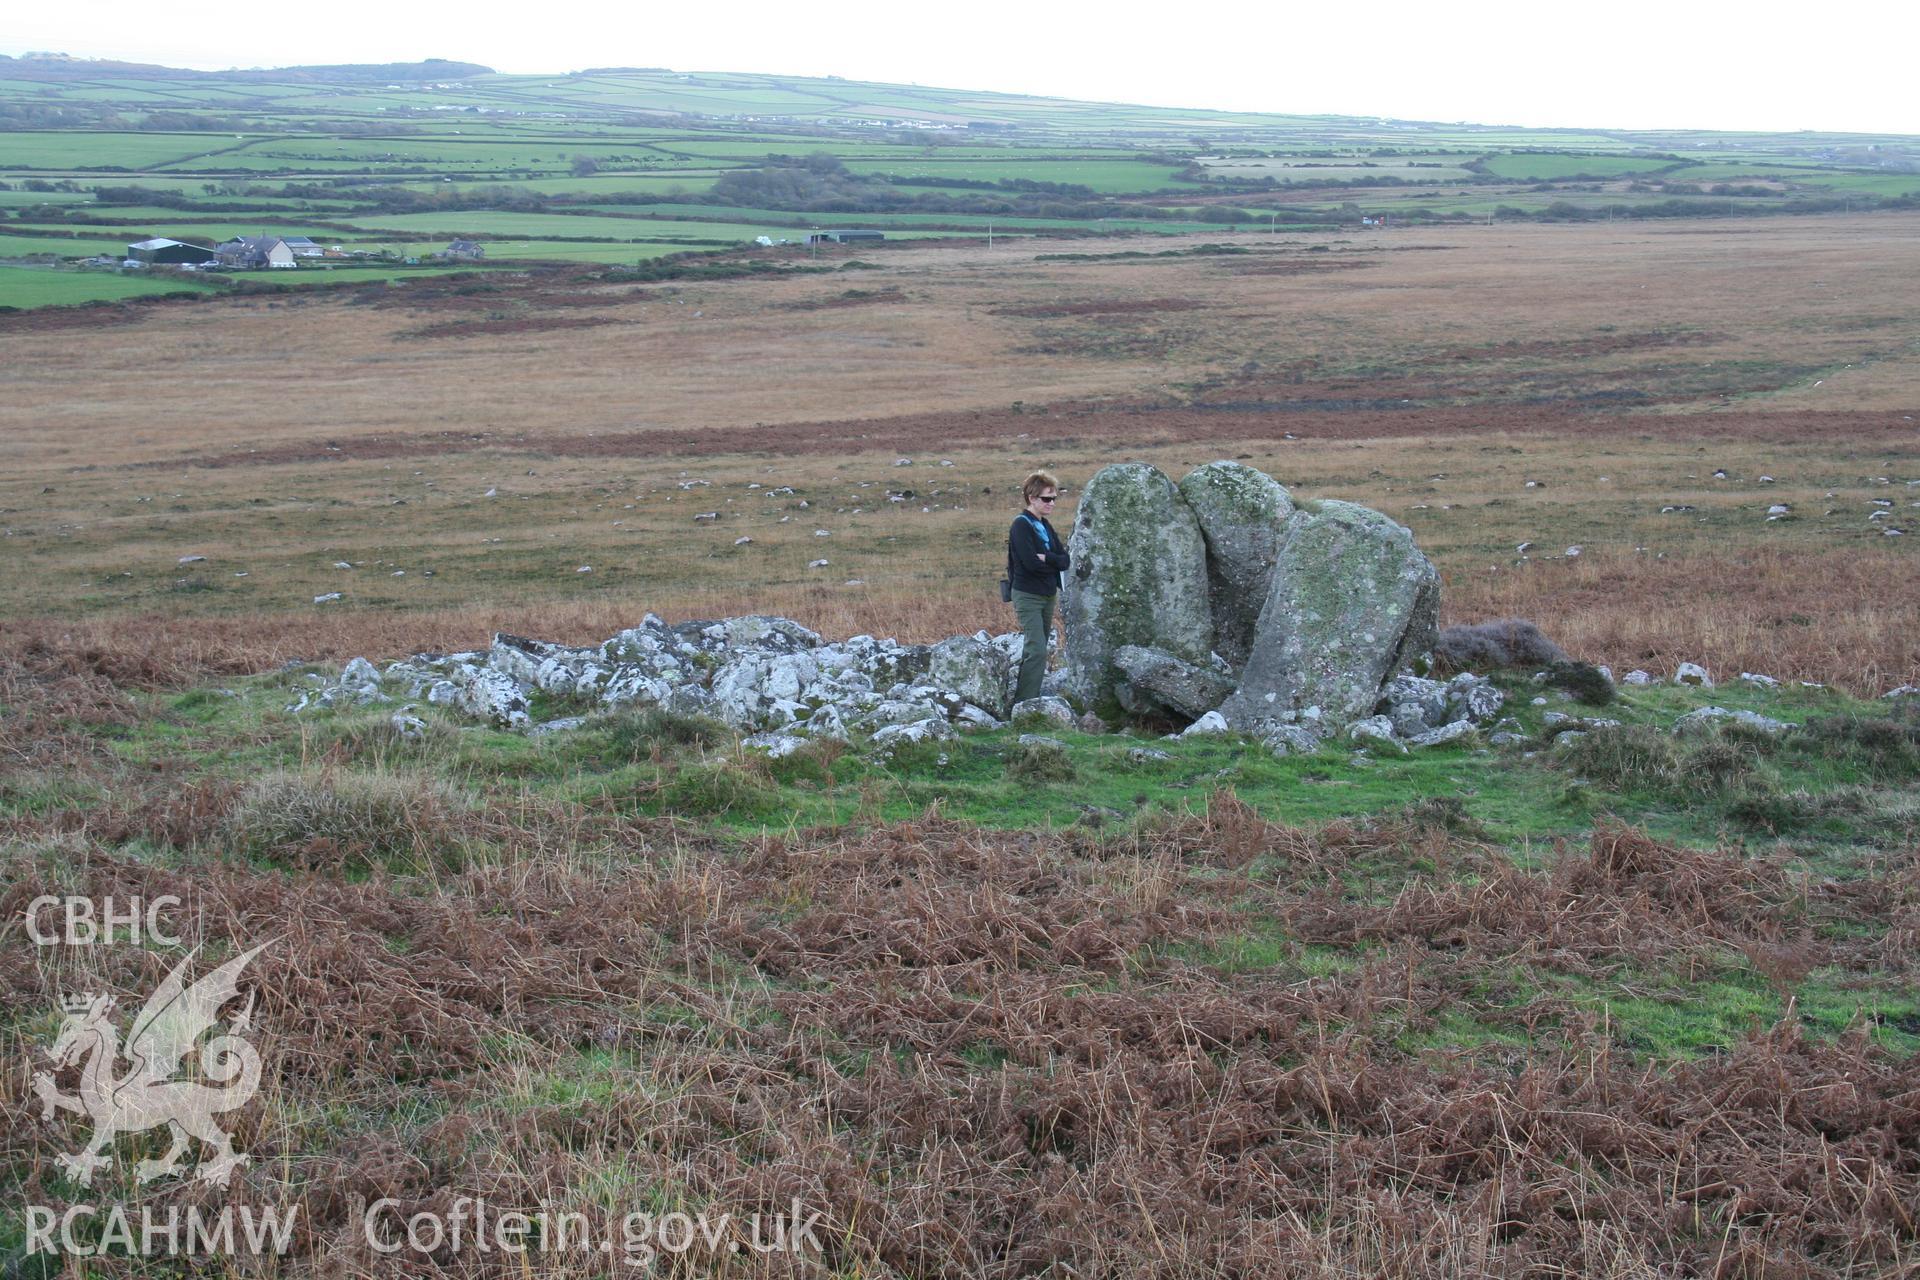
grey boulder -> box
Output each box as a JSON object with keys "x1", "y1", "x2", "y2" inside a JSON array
[
  {"x1": 929, "y1": 634, "x2": 1014, "y2": 720},
  {"x1": 1261, "y1": 724, "x2": 1325, "y2": 756},
  {"x1": 1111, "y1": 644, "x2": 1236, "y2": 722},
  {"x1": 1221, "y1": 500, "x2": 1439, "y2": 727},
  {"x1": 1061, "y1": 463, "x2": 1214, "y2": 718},
  {"x1": 1407, "y1": 719, "x2": 1477, "y2": 748},
  {"x1": 1346, "y1": 716, "x2": 1405, "y2": 752},
  {"x1": 1177, "y1": 460, "x2": 1294, "y2": 671},
  {"x1": 1011, "y1": 695, "x2": 1076, "y2": 725},
  {"x1": 1673, "y1": 706, "x2": 1796, "y2": 736}
]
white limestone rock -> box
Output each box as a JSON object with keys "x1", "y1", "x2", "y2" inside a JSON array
[
  {"x1": 1179, "y1": 710, "x2": 1230, "y2": 738},
  {"x1": 1262, "y1": 724, "x2": 1324, "y2": 757},
  {"x1": 870, "y1": 717, "x2": 956, "y2": 751},
  {"x1": 1407, "y1": 719, "x2": 1477, "y2": 748},
  {"x1": 460, "y1": 668, "x2": 530, "y2": 731},
  {"x1": 1673, "y1": 706, "x2": 1796, "y2": 736},
  {"x1": 743, "y1": 729, "x2": 812, "y2": 758},
  {"x1": 341, "y1": 657, "x2": 381, "y2": 687},
  {"x1": 1010, "y1": 696, "x2": 1076, "y2": 725},
  {"x1": 1346, "y1": 716, "x2": 1405, "y2": 752}
]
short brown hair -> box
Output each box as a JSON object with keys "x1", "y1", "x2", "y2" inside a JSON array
[{"x1": 1022, "y1": 470, "x2": 1059, "y2": 503}]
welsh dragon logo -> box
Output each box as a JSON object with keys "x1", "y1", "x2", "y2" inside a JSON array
[{"x1": 32, "y1": 942, "x2": 271, "y2": 1187}]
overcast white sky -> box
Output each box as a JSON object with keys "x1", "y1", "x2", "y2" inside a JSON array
[{"x1": 7, "y1": 0, "x2": 1917, "y2": 136}]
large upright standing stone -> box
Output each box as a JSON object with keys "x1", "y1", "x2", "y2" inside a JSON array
[
  {"x1": 1220, "y1": 500, "x2": 1439, "y2": 728},
  {"x1": 1177, "y1": 461, "x2": 1295, "y2": 672},
  {"x1": 1061, "y1": 463, "x2": 1213, "y2": 717}
]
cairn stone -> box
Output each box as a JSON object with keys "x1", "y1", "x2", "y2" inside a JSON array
[
  {"x1": 1061, "y1": 463, "x2": 1214, "y2": 718},
  {"x1": 1110, "y1": 644, "x2": 1236, "y2": 722},
  {"x1": 1261, "y1": 724, "x2": 1324, "y2": 757},
  {"x1": 1672, "y1": 706, "x2": 1796, "y2": 736},
  {"x1": 1221, "y1": 500, "x2": 1439, "y2": 727},
  {"x1": 1011, "y1": 696, "x2": 1076, "y2": 726},
  {"x1": 1177, "y1": 461, "x2": 1294, "y2": 671},
  {"x1": 1346, "y1": 716, "x2": 1405, "y2": 752},
  {"x1": 929, "y1": 634, "x2": 1014, "y2": 720}
]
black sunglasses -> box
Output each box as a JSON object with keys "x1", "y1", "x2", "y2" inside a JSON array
[{"x1": 1036, "y1": 493, "x2": 1058, "y2": 502}]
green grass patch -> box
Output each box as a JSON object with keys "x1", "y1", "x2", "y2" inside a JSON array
[
  {"x1": 1478, "y1": 153, "x2": 1680, "y2": 180},
  {"x1": 1, "y1": 263, "x2": 203, "y2": 309}
]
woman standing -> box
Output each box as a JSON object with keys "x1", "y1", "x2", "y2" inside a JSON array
[{"x1": 1007, "y1": 470, "x2": 1070, "y2": 704}]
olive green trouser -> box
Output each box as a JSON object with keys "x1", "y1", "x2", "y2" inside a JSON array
[{"x1": 1011, "y1": 588, "x2": 1055, "y2": 704}]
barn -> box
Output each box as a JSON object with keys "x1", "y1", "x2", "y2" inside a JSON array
[
  {"x1": 805, "y1": 230, "x2": 886, "y2": 245},
  {"x1": 127, "y1": 238, "x2": 218, "y2": 265}
]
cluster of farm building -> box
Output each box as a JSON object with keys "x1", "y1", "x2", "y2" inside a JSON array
[{"x1": 113, "y1": 235, "x2": 486, "y2": 270}]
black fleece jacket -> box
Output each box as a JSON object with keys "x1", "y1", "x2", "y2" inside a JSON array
[{"x1": 1007, "y1": 513, "x2": 1071, "y2": 596}]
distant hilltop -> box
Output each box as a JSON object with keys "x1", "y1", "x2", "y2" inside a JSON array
[{"x1": 0, "y1": 54, "x2": 493, "y2": 83}]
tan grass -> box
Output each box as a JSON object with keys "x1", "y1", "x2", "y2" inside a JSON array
[
  {"x1": 6, "y1": 217, "x2": 1920, "y2": 468},
  {"x1": 1445, "y1": 544, "x2": 1920, "y2": 690},
  {"x1": 2, "y1": 215, "x2": 1916, "y2": 693}
]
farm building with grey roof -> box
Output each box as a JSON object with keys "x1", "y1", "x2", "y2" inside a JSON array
[
  {"x1": 127, "y1": 238, "x2": 218, "y2": 265},
  {"x1": 215, "y1": 236, "x2": 298, "y2": 269},
  {"x1": 806, "y1": 230, "x2": 885, "y2": 245}
]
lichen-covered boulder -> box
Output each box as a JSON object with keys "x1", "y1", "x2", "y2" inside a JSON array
[
  {"x1": 1378, "y1": 674, "x2": 1450, "y2": 732},
  {"x1": 1177, "y1": 461, "x2": 1294, "y2": 671},
  {"x1": 710, "y1": 651, "x2": 821, "y2": 730},
  {"x1": 1407, "y1": 719, "x2": 1477, "y2": 748},
  {"x1": 859, "y1": 697, "x2": 949, "y2": 729},
  {"x1": 1010, "y1": 696, "x2": 1075, "y2": 726},
  {"x1": 870, "y1": 717, "x2": 955, "y2": 753},
  {"x1": 1672, "y1": 706, "x2": 1796, "y2": 736},
  {"x1": 341, "y1": 656, "x2": 381, "y2": 688},
  {"x1": 1221, "y1": 500, "x2": 1440, "y2": 728},
  {"x1": 1444, "y1": 673, "x2": 1505, "y2": 725},
  {"x1": 1261, "y1": 723, "x2": 1324, "y2": 757},
  {"x1": 459, "y1": 668, "x2": 530, "y2": 731},
  {"x1": 1346, "y1": 715, "x2": 1404, "y2": 752},
  {"x1": 929, "y1": 634, "x2": 1013, "y2": 720},
  {"x1": 676, "y1": 615, "x2": 822, "y2": 658},
  {"x1": 1061, "y1": 463, "x2": 1213, "y2": 718},
  {"x1": 1180, "y1": 711, "x2": 1230, "y2": 738},
  {"x1": 600, "y1": 669, "x2": 675, "y2": 710},
  {"x1": 660, "y1": 685, "x2": 718, "y2": 720},
  {"x1": 742, "y1": 729, "x2": 812, "y2": 758},
  {"x1": 1111, "y1": 645, "x2": 1235, "y2": 723}
]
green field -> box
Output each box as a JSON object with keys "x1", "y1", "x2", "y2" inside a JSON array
[
  {"x1": 1200, "y1": 160, "x2": 1479, "y2": 183},
  {"x1": 0, "y1": 130, "x2": 234, "y2": 169},
  {"x1": 376, "y1": 173, "x2": 726, "y2": 197},
  {"x1": 340, "y1": 210, "x2": 799, "y2": 241},
  {"x1": 0, "y1": 58, "x2": 1913, "y2": 308},
  {"x1": 0, "y1": 263, "x2": 215, "y2": 306},
  {"x1": 0, "y1": 188, "x2": 96, "y2": 207},
  {"x1": 1479, "y1": 152, "x2": 1682, "y2": 179},
  {"x1": 577, "y1": 202, "x2": 1224, "y2": 233},
  {"x1": 442, "y1": 239, "x2": 734, "y2": 262},
  {"x1": 848, "y1": 158, "x2": 1197, "y2": 191},
  {"x1": 0, "y1": 231, "x2": 130, "y2": 257}
]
